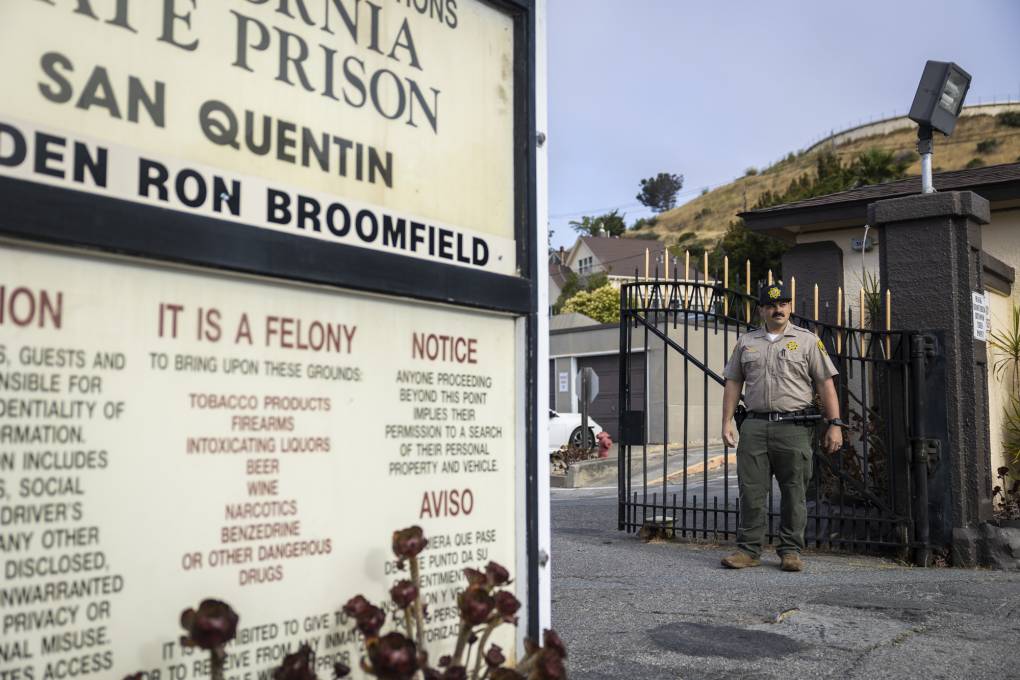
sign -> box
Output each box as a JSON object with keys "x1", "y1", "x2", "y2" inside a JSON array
[
  {"x1": 0, "y1": 244, "x2": 520, "y2": 677},
  {"x1": 0, "y1": 1, "x2": 517, "y2": 274},
  {"x1": 575, "y1": 368, "x2": 599, "y2": 403},
  {"x1": 972, "y1": 290, "x2": 989, "y2": 341},
  {"x1": 558, "y1": 372, "x2": 568, "y2": 393}
]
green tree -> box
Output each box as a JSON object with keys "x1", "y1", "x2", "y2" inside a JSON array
[
  {"x1": 636, "y1": 172, "x2": 684, "y2": 213},
  {"x1": 562, "y1": 284, "x2": 620, "y2": 324},
  {"x1": 553, "y1": 271, "x2": 608, "y2": 313},
  {"x1": 569, "y1": 209, "x2": 627, "y2": 237}
]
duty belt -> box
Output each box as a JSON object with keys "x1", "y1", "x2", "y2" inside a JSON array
[{"x1": 746, "y1": 409, "x2": 822, "y2": 424}]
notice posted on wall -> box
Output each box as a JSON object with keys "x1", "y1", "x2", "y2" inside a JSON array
[
  {"x1": 0, "y1": 243, "x2": 519, "y2": 678},
  {"x1": 972, "y1": 290, "x2": 989, "y2": 341}
]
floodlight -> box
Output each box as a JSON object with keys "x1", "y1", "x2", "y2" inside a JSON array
[{"x1": 908, "y1": 60, "x2": 971, "y2": 193}]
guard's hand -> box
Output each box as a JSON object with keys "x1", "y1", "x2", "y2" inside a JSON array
[
  {"x1": 824, "y1": 425, "x2": 843, "y2": 454},
  {"x1": 722, "y1": 421, "x2": 737, "y2": 448}
]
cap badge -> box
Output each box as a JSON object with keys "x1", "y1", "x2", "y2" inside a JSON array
[{"x1": 768, "y1": 287, "x2": 781, "y2": 299}]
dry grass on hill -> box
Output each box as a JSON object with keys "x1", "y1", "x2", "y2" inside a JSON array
[{"x1": 626, "y1": 114, "x2": 1020, "y2": 249}]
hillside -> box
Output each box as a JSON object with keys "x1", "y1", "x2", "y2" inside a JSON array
[{"x1": 626, "y1": 109, "x2": 1020, "y2": 248}]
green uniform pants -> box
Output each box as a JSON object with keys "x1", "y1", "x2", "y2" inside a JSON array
[{"x1": 735, "y1": 419, "x2": 814, "y2": 557}]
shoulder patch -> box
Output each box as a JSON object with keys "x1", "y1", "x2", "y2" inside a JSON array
[{"x1": 817, "y1": 339, "x2": 826, "y2": 352}]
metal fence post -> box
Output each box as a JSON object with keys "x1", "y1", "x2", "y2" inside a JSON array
[{"x1": 910, "y1": 333, "x2": 933, "y2": 566}]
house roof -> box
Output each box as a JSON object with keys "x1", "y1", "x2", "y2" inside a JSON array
[
  {"x1": 549, "y1": 261, "x2": 572, "y2": 288},
  {"x1": 740, "y1": 162, "x2": 1020, "y2": 237},
  {"x1": 566, "y1": 236, "x2": 670, "y2": 277}
]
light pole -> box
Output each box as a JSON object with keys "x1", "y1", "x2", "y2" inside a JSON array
[{"x1": 908, "y1": 61, "x2": 972, "y2": 194}]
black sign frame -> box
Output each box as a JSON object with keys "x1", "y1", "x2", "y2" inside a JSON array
[{"x1": 0, "y1": 0, "x2": 542, "y2": 640}]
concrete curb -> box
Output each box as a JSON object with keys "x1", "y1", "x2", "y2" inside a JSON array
[
  {"x1": 552, "y1": 452, "x2": 735, "y2": 489},
  {"x1": 649, "y1": 452, "x2": 736, "y2": 486}
]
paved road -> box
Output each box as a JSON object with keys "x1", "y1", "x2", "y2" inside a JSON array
[{"x1": 550, "y1": 476, "x2": 1020, "y2": 679}]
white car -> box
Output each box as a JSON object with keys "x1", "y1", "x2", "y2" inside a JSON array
[{"x1": 548, "y1": 409, "x2": 603, "y2": 450}]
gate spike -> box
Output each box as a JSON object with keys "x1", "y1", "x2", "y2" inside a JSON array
[
  {"x1": 790, "y1": 276, "x2": 796, "y2": 314},
  {"x1": 723, "y1": 256, "x2": 729, "y2": 316},
  {"x1": 745, "y1": 259, "x2": 751, "y2": 322},
  {"x1": 837, "y1": 286, "x2": 843, "y2": 353},
  {"x1": 813, "y1": 284, "x2": 819, "y2": 330},
  {"x1": 703, "y1": 251, "x2": 710, "y2": 312},
  {"x1": 684, "y1": 250, "x2": 690, "y2": 308},
  {"x1": 885, "y1": 289, "x2": 892, "y2": 356},
  {"x1": 859, "y1": 288, "x2": 866, "y2": 330},
  {"x1": 664, "y1": 247, "x2": 669, "y2": 280},
  {"x1": 645, "y1": 248, "x2": 649, "y2": 281},
  {"x1": 768, "y1": 269, "x2": 774, "y2": 285}
]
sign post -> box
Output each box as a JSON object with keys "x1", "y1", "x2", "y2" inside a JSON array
[
  {"x1": 575, "y1": 368, "x2": 599, "y2": 450},
  {"x1": 0, "y1": 0, "x2": 546, "y2": 676}
]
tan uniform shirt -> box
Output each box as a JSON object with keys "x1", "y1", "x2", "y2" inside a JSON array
[{"x1": 723, "y1": 323, "x2": 839, "y2": 413}]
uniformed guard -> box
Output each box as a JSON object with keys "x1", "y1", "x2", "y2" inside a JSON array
[{"x1": 720, "y1": 281, "x2": 846, "y2": 571}]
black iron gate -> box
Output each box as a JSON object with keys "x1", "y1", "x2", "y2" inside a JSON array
[{"x1": 617, "y1": 275, "x2": 932, "y2": 559}]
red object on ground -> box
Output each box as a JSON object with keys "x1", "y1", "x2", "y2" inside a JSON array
[{"x1": 596, "y1": 431, "x2": 612, "y2": 458}]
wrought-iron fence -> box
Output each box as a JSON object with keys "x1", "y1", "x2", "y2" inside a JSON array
[{"x1": 617, "y1": 269, "x2": 922, "y2": 557}]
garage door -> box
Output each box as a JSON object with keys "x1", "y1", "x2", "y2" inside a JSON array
[{"x1": 576, "y1": 352, "x2": 644, "y2": 441}]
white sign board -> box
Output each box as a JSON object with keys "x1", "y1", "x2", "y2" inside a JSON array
[
  {"x1": 0, "y1": 245, "x2": 519, "y2": 677},
  {"x1": 972, "y1": 290, "x2": 990, "y2": 341},
  {"x1": 575, "y1": 368, "x2": 599, "y2": 403},
  {"x1": 0, "y1": 1, "x2": 516, "y2": 274},
  {"x1": 557, "y1": 372, "x2": 568, "y2": 393}
]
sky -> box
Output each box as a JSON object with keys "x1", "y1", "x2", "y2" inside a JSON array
[{"x1": 546, "y1": 0, "x2": 1020, "y2": 250}]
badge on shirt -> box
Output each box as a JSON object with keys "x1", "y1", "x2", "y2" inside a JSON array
[{"x1": 786, "y1": 340, "x2": 798, "y2": 351}]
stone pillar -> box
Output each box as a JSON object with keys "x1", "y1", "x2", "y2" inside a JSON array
[{"x1": 870, "y1": 191, "x2": 993, "y2": 565}]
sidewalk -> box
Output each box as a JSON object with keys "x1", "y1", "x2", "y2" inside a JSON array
[{"x1": 550, "y1": 488, "x2": 1020, "y2": 679}]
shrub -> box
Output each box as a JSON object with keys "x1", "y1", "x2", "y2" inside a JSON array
[
  {"x1": 997, "y1": 111, "x2": 1020, "y2": 128},
  {"x1": 976, "y1": 138, "x2": 1001, "y2": 154},
  {"x1": 700, "y1": 187, "x2": 710, "y2": 196},
  {"x1": 965, "y1": 158, "x2": 986, "y2": 169},
  {"x1": 562, "y1": 284, "x2": 620, "y2": 324},
  {"x1": 744, "y1": 167, "x2": 758, "y2": 176},
  {"x1": 893, "y1": 149, "x2": 919, "y2": 165},
  {"x1": 630, "y1": 215, "x2": 657, "y2": 231}
]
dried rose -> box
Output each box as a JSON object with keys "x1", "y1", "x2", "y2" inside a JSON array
[
  {"x1": 368, "y1": 632, "x2": 418, "y2": 679},
  {"x1": 534, "y1": 651, "x2": 567, "y2": 680},
  {"x1": 442, "y1": 666, "x2": 467, "y2": 680},
  {"x1": 356, "y1": 605, "x2": 386, "y2": 638},
  {"x1": 485, "y1": 562, "x2": 511, "y2": 586},
  {"x1": 484, "y1": 644, "x2": 506, "y2": 667},
  {"x1": 423, "y1": 669, "x2": 443, "y2": 680},
  {"x1": 494, "y1": 591, "x2": 520, "y2": 623},
  {"x1": 342, "y1": 595, "x2": 373, "y2": 620},
  {"x1": 523, "y1": 637, "x2": 539, "y2": 657},
  {"x1": 543, "y1": 629, "x2": 567, "y2": 659},
  {"x1": 392, "y1": 526, "x2": 428, "y2": 559},
  {"x1": 180, "y1": 599, "x2": 239, "y2": 651},
  {"x1": 438, "y1": 655, "x2": 452, "y2": 668},
  {"x1": 489, "y1": 670, "x2": 526, "y2": 680},
  {"x1": 332, "y1": 661, "x2": 351, "y2": 678},
  {"x1": 390, "y1": 580, "x2": 419, "y2": 609},
  {"x1": 462, "y1": 567, "x2": 487, "y2": 586},
  {"x1": 273, "y1": 643, "x2": 317, "y2": 680},
  {"x1": 459, "y1": 585, "x2": 495, "y2": 625}
]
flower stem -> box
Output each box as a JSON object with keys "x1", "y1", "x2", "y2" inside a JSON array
[
  {"x1": 410, "y1": 556, "x2": 426, "y2": 649},
  {"x1": 210, "y1": 649, "x2": 225, "y2": 680},
  {"x1": 452, "y1": 621, "x2": 471, "y2": 667},
  {"x1": 471, "y1": 622, "x2": 498, "y2": 680}
]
